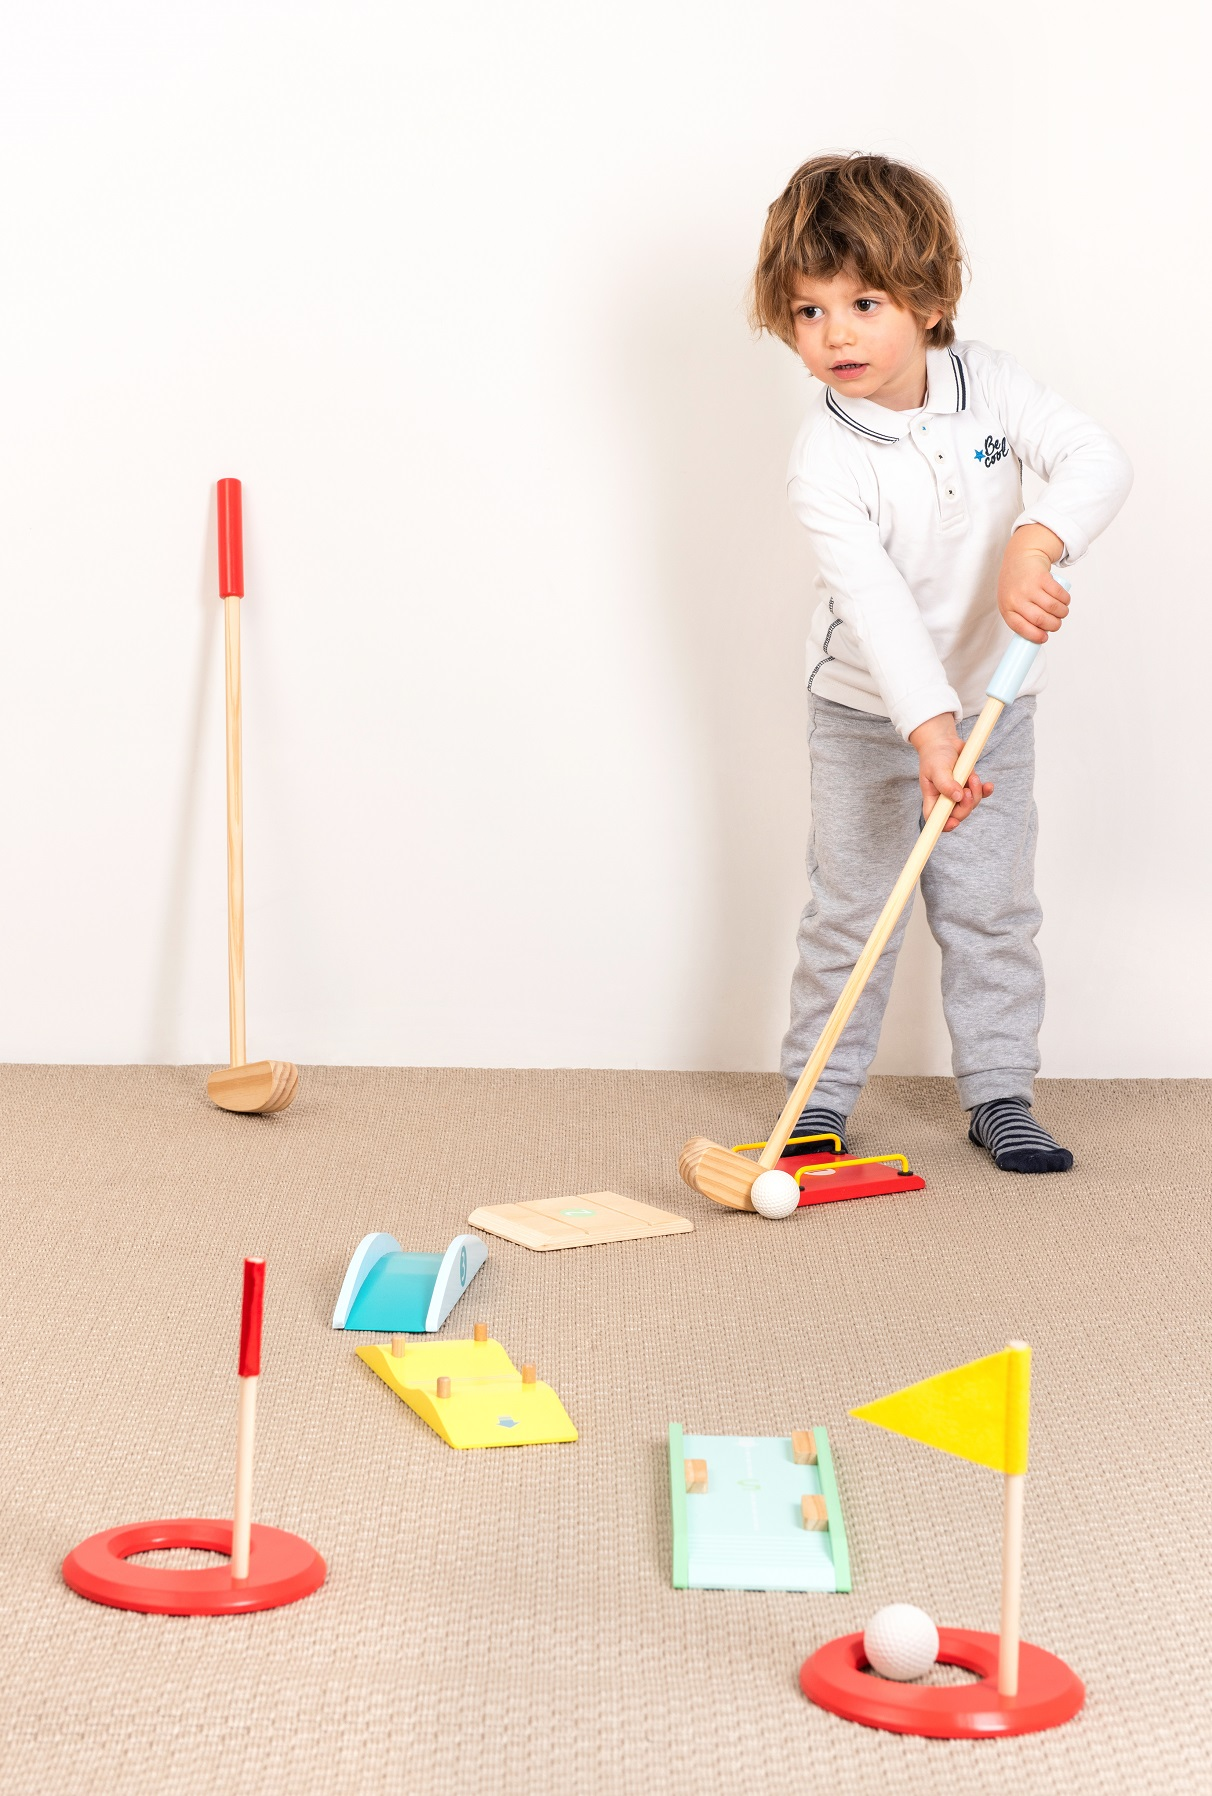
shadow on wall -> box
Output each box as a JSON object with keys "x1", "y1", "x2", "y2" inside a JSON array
[
  {"x1": 146, "y1": 499, "x2": 220, "y2": 1061},
  {"x1": 613, "y1": 243, "x2": 949, "y2": 1074},
  {"x1": 610, "y1": 245, "x2": 816, "y2": 1070}
]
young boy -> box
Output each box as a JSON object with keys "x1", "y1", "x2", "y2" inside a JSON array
[{"x1": 751, "y1": 154, "x2": 1132, "y2": 1172}]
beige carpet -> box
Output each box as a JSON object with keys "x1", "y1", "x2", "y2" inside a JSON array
[{"x1": 1, "y1": 1067, "x2": 1209, "y2": 1795}]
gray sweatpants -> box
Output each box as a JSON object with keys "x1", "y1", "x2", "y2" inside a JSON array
[{"x1": 780, "y1": 693, "x2": 1044, "y2": 1117}]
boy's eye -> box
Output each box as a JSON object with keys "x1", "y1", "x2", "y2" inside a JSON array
[
  {"x1": 855, "y1": 298, "x2": 879, "y2": 313},
  {"x1": 796, "y1": 305, "x2": 821, "y2": 321}
]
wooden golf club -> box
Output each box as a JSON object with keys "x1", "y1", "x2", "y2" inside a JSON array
[
  {"x1": 679, "y1": 629, "x2": 1051, "y2": 1207},
  {"x1": 206, "y1": 479, "x2": 299, "y2": 1115}
]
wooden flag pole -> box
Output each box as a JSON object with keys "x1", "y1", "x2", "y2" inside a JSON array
[
  {"x1": 997, "y1": 1342, "x2": 1031, "y2": 1697},
  {"x1": 999, "y1": 1472, "x2": 1025, "y2": 1695},
  {"x1": 232, "y1": 1258, "x2": 265, "y2": 1581}
]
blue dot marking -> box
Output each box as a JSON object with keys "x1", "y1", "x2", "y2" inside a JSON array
[{"x1": 498, "y1": 1416, "x2": 517, "y2": 1429}]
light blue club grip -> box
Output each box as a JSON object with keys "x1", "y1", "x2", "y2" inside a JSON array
[
  {"x1": 985, "y1": 635, "x2": 1041, "y2": 704},
  {"x1": 985, "y1": 573, "x2": 1070, "y2": 704}
]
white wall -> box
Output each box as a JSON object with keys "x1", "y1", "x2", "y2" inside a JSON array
[{"x1": 2, "y1": 0, "x2": 1207, "y2": 1072}]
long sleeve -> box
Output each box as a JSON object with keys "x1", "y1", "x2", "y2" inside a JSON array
[
  {"x1": 788, "y1": 444, "x2": 961, "y2": 738},
  {"x1": 975, "y1": 345, "x2": 1134, "y2": 562},
  {"x1": 785, "y1": 341, "x2": 1133, "y2": 736}
]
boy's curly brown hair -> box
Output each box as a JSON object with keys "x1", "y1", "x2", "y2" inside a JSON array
[{"x1": 751, "y1": 153, "x2": 967, "y2": 350}]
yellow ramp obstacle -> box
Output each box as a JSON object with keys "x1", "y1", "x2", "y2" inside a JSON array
[{"x1": 356, "y1": 1330, "x2": 578, "y2": 1449}]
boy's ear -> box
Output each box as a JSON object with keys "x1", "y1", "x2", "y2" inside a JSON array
[{"x1": 923, "y1": 309, "x2": 943, "y2": 333}]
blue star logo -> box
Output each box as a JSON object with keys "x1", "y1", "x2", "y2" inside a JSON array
[
  {"x1": 974, "y1": 448, "x2": 985, "y2": 462},
  {"x1": 498, "y1": 1416, "x2": 517, "y2": 1428}
]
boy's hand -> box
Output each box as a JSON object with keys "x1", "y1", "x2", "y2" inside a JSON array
[
  {"x1": 998, "y1": 523, "x2": 1068, "y2": 644},
  {"x1": 908, "y1": 714, "x2": 991, "y2": 832}
]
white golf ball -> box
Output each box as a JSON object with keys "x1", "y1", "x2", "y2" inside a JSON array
[
  {"x1": 750, "y1": 1169, "x2": 800, "y2": 1219},
  {"x1": 863, "y1": 1604, "x2": 940, "y2": 1681}
]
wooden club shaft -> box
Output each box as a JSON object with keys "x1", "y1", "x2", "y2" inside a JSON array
[
  {"x1": 761, "y1": 694, "x2": 1007, "y2": 1167},
  {"x1": 223, "y1": 594, "x2": 246, "y2": 1069}
]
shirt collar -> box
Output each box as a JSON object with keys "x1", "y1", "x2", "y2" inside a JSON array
[{"x1": 825, "y1": 345, "x2": 968, "y2": 444}]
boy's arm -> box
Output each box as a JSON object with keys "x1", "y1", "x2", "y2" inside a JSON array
[
  {"x1": 788, "y1": 456, "x2": 961, "y2": 742},
  {"x1": 978, "y1": 345, "x2": 1132, "y2": 637},
  {"x1": 983, "y1": 343, "x2": 1133, "y2": 560},
  {"x1": 790, "y1": 455, "x2": 988, "y2": 827},
  {"x1": 998, "y1": 521, "x2": 1069, "y2": 644},
  {"x1": 908, "y1": 712, "x2": 994, "y2": 830}
]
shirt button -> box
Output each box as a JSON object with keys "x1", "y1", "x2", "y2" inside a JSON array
[
  {"x1": 935, "y1": 451, "x2": 945, "y2": 462},
  {"x1": 946, "y1": 486, "x2": 956, "y2": 497}
]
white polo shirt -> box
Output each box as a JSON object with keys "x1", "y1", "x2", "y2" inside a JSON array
[{"x1": 787, "y1": 338, "x2": 1133, "y2": 738}]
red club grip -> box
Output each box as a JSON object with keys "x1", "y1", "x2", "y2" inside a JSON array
[
  {"x1": 217, "y1": 477, "x2": 244, "y2": 599},
  {"x1": 238, "y1": 1258, "x2": 265, "y2": 1377}
]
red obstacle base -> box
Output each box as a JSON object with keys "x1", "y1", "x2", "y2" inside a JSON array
[{"x1": 780, "y1": 1152, "x2": 926, "y2": 1207}]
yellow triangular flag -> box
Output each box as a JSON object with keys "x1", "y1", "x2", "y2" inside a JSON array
[{"x1": 851, "y1": 1345, "x2": 1030, "y2": 1474}]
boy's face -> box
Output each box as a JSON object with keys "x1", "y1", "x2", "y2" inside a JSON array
[{"x1": 789, "y1": 269, "x2": 942, "y2": 412}]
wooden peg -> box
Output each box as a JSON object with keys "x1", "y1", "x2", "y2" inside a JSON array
[
  {"x1": 521, "y1": 1362, "x2": 537, "y2": 1385},
  {"x1": 684, "y1": 1459, "x2": 708, "y2": 1495},
  {"x1": 791, "y1": 1429, "x2": 817, "y2": 1466},
  {"x1": 391, "y1": 1336, "x2": 408, "y2": 1358},
  {"x1": 436, "y1": 1377, "x2": 451, "y2": 1399},
  {"x1": 801, "y1": 1494, "x2": 828, "y2": 1531},
  {"x1": 473, "y1": 1322, "x2": 488, "y2": 1343}
]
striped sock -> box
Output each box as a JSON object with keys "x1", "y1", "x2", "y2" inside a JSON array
[
  {"x1": 779, "y1": 1104, "x2": 849, "y2": 1157},
  {"x1": 969, "y1": 1098, "x2": 1073, "y2": 1174}
]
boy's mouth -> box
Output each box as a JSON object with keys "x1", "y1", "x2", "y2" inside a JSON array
[{"x1": 830, "y1": 362, "x2": 868, "y2": 379}]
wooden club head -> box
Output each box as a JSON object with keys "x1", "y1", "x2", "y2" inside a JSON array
[
  {"x1": 677, "y1": 1137, "x2": 762, "y2": 1211},
  {"x1": 207, "y1": 1060, "x2": 299, "y2": 1115}
]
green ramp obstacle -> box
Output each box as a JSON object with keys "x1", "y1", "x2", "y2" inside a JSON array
[{"x1": 669, "y1": 1424, "x2": 849, "y2": 1593}]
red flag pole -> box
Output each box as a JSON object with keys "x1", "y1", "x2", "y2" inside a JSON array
[{"x1": 232, "y1": 1259, "x2": 265, "y2": 1580}]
